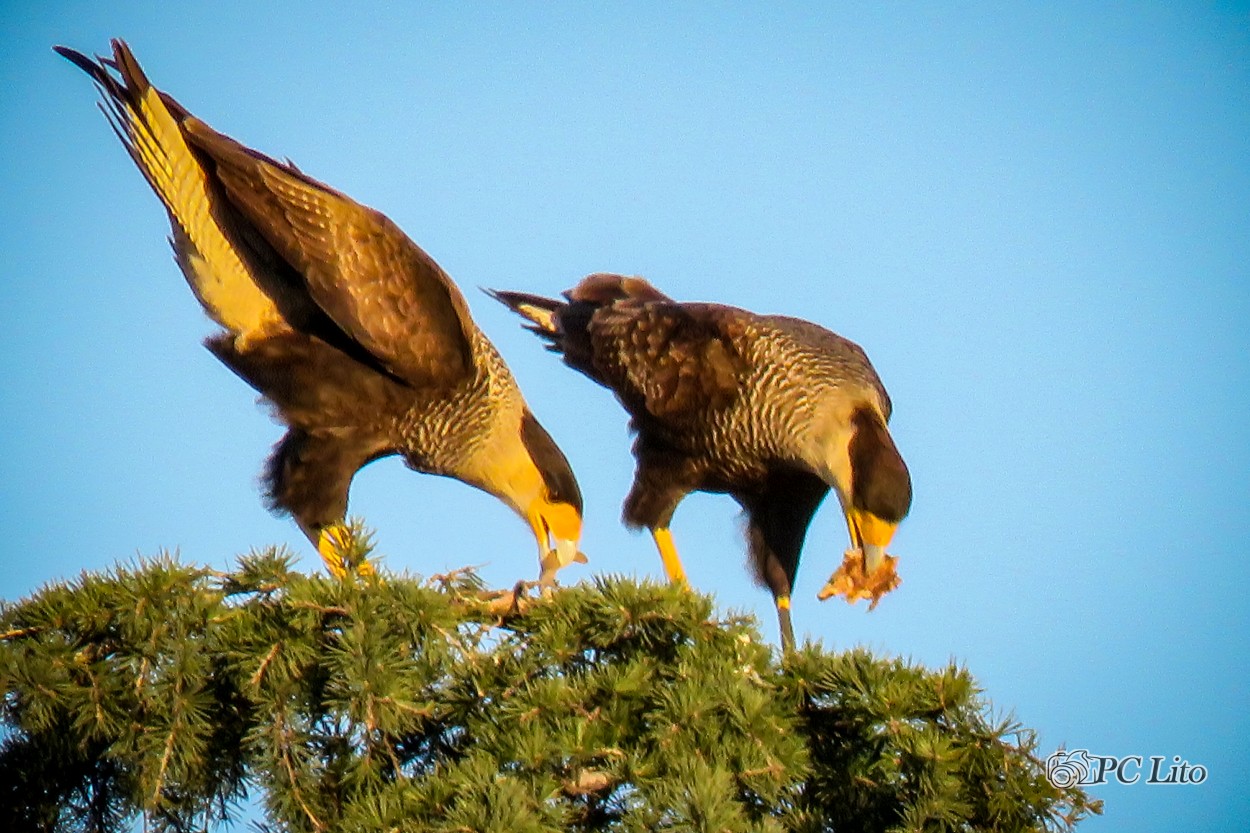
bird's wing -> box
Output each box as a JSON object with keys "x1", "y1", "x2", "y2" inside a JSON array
[
  {"x1": 587, "y1": 301, "x2": 748, "y2": 421},
  {"x1": 55, "y1": 40, "x2": 288, "y2": 338},
  {"x1": 181, "y1": 116, "x2": 477, "y2": 389}
]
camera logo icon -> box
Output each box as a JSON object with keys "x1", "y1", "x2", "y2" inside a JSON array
[{"x1": 1045, "y1": 749, "x2": 1093, "y2": 788}]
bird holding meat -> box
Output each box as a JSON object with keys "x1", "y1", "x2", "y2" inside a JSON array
[{"x1": 492, "y1": 274, "x2": 911, "y2": 649}]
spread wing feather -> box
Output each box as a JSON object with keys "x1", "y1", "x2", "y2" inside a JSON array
[
  {"x1": 183, "y1": 119, "x2": 476, "y2": 388},
  {"x1": 59, "y1": 39, "x2": 477, "y2": 391},
  {"x1": 54, "y1": 41, "x2": 284, "y2": 337}
]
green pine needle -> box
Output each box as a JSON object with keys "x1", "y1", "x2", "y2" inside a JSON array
[{"x1": 0, "y1": 531, "x2": 1100, "y2": 832}]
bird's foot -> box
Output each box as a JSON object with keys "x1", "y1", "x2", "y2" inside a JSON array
[
  {"x1": 317, "y1": 522, "x2": 376, "y2": 580},
  {"x1": 817, "y1": 549, "x2": 899, "y2": 610}
]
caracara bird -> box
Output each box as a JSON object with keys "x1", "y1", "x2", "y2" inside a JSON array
[
  {"x1": 492, "y1": 274, "x2": 911, "y2": 649},
  {"x1": 57, "y1": 40, "x2": 584, "y2": 583}
]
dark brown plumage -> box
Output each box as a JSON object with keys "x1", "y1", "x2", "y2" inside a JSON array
[
  {"x1": 491, "y1": 274, "x2": 911, "y2": 649},
  {"x1": 58, "y1": 40, "x2": 583, "y2": 582}
]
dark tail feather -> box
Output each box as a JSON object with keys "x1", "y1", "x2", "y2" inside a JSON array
[
  {"x1": 488, "y1": 285, "x2": 603, "y2": 384},
  {"x1": 487, "y1": 275, "x2": 670, "y2": 333},
  {"x1": 489, "y1": 275, "x2": 671, "y2": 388},
  {"x1": 485, "y1": 288, "x2": 565, "y2": 336}
]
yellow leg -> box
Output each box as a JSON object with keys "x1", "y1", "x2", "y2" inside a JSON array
[
  {"x1": 317, "y1": 522, "x2": 374, "y2": 580},
  {"x1": 652, "y1": 527, "x2": 688, "y2": 585},
  {"x1": 776, "y1": 595, "x2": 795, "y2": 653}
]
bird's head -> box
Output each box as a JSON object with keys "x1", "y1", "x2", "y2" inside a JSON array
[
  {"x1": 479, "y1": 409, "x2": 585, "y2": 585},
  {"x1": 825, "y1": 405, "x2": 912, "y2": 573}
]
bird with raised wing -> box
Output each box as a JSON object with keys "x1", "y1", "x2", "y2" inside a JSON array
[
  {"x1": 57, "y1": 40, "x2": 584, "y2": 583},
  {"x1": 491, "y1": 274, "x2": 910, "y2": 649}
]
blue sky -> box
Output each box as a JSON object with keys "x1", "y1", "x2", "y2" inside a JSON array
[{"x1": 3, "y1": 2, "x2": 1248, "y2": 828}]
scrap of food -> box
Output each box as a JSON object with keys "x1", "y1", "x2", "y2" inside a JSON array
[{"x1": 817, "y1": 549, "x2": 900, "y2": 610}]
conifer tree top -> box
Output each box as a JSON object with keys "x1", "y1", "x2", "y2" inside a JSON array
[{"x1": 1, "y1": 547, "x2": 1099, "y2": 832}]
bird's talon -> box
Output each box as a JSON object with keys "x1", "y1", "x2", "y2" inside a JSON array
[
  {"x1": 537, "y1": 567, "x2": 560, "y2": 594},
  {"x1": 317, "y1": 522, "x2": 376, "y2": 580}
]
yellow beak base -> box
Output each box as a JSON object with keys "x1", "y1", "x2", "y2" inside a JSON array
[
  {"x1": 824, "y1": 508, "x2": 901, "y2": 608},
  {"x1": 528, "y1": 500, "x2": 585, "y2": 587}
]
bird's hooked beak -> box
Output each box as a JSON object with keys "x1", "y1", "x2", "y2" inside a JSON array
[
  {"x1": 527, "y1": 498, "x2": 586, "y2": 586},
  {"x1": 845, "y1": 507, "x2": 899, "y2": 574}
]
